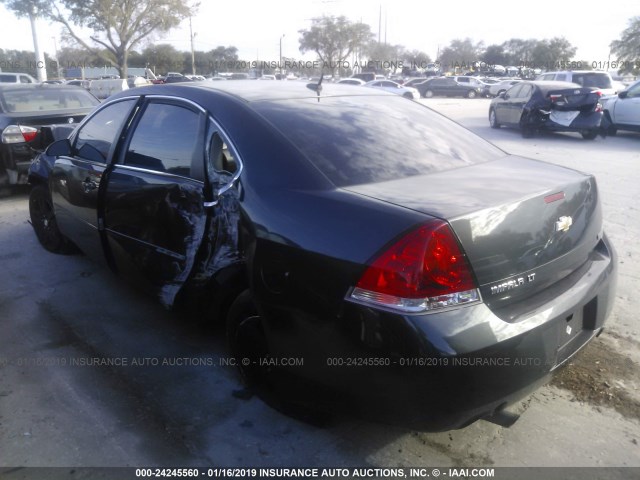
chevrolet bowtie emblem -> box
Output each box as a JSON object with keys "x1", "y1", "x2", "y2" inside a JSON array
[{"x1": 555, "y1": 216, "x2": 573, "y2": 233}]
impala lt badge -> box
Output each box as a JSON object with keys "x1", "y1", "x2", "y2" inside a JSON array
[
  {"x1": 490, "y1": 273, "x2": 536, "y2": 295},
  {"x1": 555, "y1": 216, "x2": 573, "y2": 233}
]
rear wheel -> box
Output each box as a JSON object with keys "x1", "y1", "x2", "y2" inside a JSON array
[
  {"x1": 226, "y1": 290, "x2": 270, "y2": 390},
  {"x1": 581, "y1": 130, "x2": 598, "y2": 140},
  {"x1": 29, "y1": 185, "x2": 77, "y2": 254},
  {"x1": 607, "y1": 125, "x2": 618, "y2": 136},
  {"x1": 225, "y1": 289, "x2": 332, "y2": 425},
  {"x1": 466, "y1": 90, "x2": 477, "y2": 99},
  {"x1": 489, "y1": 108, "x2": 500, "y2": 129}
]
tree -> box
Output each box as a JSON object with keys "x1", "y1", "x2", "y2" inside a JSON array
[
  {"x1": 208, "y1": 46, "x2": 239, "y2": 73},
  {"x1": 0, "y1": 0, "x2": 49, "y2": 80},
  {"x1": 47, "y1": 0, "x2": 192, "y2": 78},
  {"x1": 501, "y1": 38, "x2": 537, "y2": 66},
  {"x1": 142, "y1": 43, "x2": 185, "y2": 75},
  {"x1": 299, "y1": 15, "x2": 373, "y2": 76},
  {"x1": 610, "y1": 16, "x2": 640, "y2": 74},
  {"x1": 438, "y1": 38, "x2": 484, "y2": 72},
  {"x1": 530, "y1": 37, "x2": 577, "y2": 69},
  {"x1": 481, "y1": 44, "x2": 507, "y2": 66}
]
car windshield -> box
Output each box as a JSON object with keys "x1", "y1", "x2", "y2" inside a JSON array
[
  {"x1": 253, "y1": 95, "x2": 505, "y2": 187},
  {"x1": 0, "y1": 88, "x2": 99, "y2": 113}
]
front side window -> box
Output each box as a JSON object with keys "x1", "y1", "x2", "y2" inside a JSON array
[
  {"x1": 74, "y1": 99, "x2": 136, "y2": 163},
  {"x1": 626, "y1": 82, "x2": 640, "y2": 98},
  {"x1": 124, "y1": 102, "x2": 202, "y2": 179},
  {"x1": 507, "y1": 84, "x2": 523, "y2": 98}
]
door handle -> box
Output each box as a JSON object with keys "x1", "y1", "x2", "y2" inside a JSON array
[{"x1": 82, "y1": 178, "x2": 97, "y2": 193}]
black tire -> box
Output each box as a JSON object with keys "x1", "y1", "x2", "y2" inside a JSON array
[
  {"x1": 581, "y1": 130, "x2": 598, "y2": 140},
  {"x1": 226, "y1": 290, "x2": 271, "y2": 390},
  {"x1": 424, "y1": 90, "x2": 434, "y2": 98},
  {"x1": 402, "y1": 92, "x2": 413, "y2": 99},
  {"x1": 225, "y1": 289, "x2": 332, "y2": 426},
  {"x1": 607, "y1": 125, "x2": 618, "y2": 136},
  {"x1": 29, "y1": 185, "x2": 77, "y2": 254},
  {"x1": 466, "y1": 89, "x2": 477, "y2": 99},
  {"x1": 489, "y1": 108, "x2": 500, "y2": 129}
]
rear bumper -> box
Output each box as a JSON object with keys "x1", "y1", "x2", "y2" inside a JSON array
[
  {"x1": 261, "y1": 233, "x2": 617, "y2": 430},
  {"x1": 544, "y1": 111, "x2": 602, "y2": 132}
]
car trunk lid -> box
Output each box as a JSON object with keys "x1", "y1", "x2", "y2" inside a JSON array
[
  {"x1": 345, "y1": 156, "x2": 602, "y2": 310},
  {"x1": 546, "y1": 86, "x2": 600, "y2": 112}
]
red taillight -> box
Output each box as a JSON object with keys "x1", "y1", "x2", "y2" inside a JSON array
[
  {"x1": 1, "y1": 125, "x2": 38, "y2": 144},
  {"x1": 351, "y1": 220, "x2": 480, "y2": 313}
]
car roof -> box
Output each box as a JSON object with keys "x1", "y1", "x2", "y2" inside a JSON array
[
  {"x1": 521, "y1": 80, "x2": 584, "y2": 92},
  {"x1": 120, "y1": 80, "x2": 397, "y2": 103}
]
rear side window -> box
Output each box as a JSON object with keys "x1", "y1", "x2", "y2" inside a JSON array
[
  {"x1": 0, "y1": 75, "x2": 17, "y2": 83},
  {"x1": 74, "y1": 99, "x2": 136, "y2": 163},
  {"x1": 124, "y1": 102, "x2": 202, "y2": 178},
  {"x1": 0, "y1": 87, "x2": 99, "y2": 113},
  {"x1": 254, "y1": 96, "x2": 505, "y2": 187},
  {"x1": 571, "y1": 73, "x2": 612, "y2": 89}
]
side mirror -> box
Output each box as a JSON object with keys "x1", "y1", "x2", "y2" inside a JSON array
[
  {"x1": 45, "y1": 138, "x2": 72, "y2": 157},
  {"x1": 618, "y1": 91, "x2": 628, "y2": 99},
  {"x1": 499, "y1": 92, "x2": 507, "y2": 99}
]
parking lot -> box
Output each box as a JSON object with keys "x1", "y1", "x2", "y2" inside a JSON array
[{"x1": 0, "y1": 97, "x2": 638, "y2": 472}]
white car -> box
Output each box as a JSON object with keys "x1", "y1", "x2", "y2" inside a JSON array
[
  {"x1": 0, "y1": 72, "x2": 37, "y2": 84},
  {"x1": 488, "y1": 79, "x2": 522, "y2": 97},
  {"x1": 602, "y1": 79, "x2": 640, "y2": 135},
  {"x1": 536, "y1": 70, "x2": 617, "y2": 97},
  {"x1": 337, "y1": 78, "x2": 366, "y2": 86},
  {"x1": 364, "y1": 80, "x2": 419, "y2": 99}
]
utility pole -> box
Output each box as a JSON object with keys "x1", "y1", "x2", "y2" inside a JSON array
[
  {"x1": 28, "y1": 6, "x2": 47, "y2": 82},
  {"x1": 189, "y1": 15, "x2": 196, "y2": 75},
  {"x1": 378, "y1": 4, "x2": 381, "y2": 44},
  {"x1": 279, "y1": 34, "x2": 285, "y2": 79},
  {"x1": 52, "y1": 36, "x2": 61, "y2": 79}
]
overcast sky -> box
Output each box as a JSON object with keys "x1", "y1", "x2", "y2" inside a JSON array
[{"x1": 0, "y1": 0, "x2": 636, "y2": 67}]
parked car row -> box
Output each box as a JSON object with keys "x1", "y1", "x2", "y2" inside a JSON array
[{"x1": 487, "y1": 77, "x2": 640, "y2": 139}]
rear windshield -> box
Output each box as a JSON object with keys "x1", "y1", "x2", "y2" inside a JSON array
[
  {"x1": 571, "y1": 73, "x2": 612, "y2": 89},
  {"x1": 253, "y1": 95, "x2": 505, "y2": 187},
  {"x1": 0, "y1": 88, "x2": 99, "y2": 113}
]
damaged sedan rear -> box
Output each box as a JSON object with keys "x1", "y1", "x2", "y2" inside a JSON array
[
  {"x1": 28, "y1": 82, "x2": 616, "y2": 431},
  {"x1": 489, "y1": 80, "x2": 604, "y2": 139},
  {"x1": 0, "y1": 84, "x2": 99, "y2": 187}
]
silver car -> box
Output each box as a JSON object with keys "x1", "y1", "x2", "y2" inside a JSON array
[{"x1": 364, "y1": 80, "x2": 419, "y2": 99}]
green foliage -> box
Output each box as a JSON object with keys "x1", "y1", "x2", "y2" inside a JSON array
[
  {"x1": 610, "y1": 16, "x2": 640, "y2": 74},
  {"x1": 299, "y1": 15, "x2": 374, "y2": 75},
  {"x1": 443, "y1": 37, "x2": 577, "y2": 72},
  {"x1": 44, "y1": 0, "x2": 192, "y2": 78}
]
